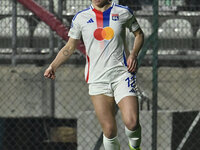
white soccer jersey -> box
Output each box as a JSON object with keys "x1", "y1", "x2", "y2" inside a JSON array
[{"x1": 68, "y1": 2, "x2": 140, "y2": 83}]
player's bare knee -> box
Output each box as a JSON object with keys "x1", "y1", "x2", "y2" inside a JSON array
[
  {"x1": 102, "y1": 123, "x2": 117, "y2": 138},
  {"x1": 124, "y1": 118, "x2": 139, "y2": 131},
  {"x1": 103, "y1": 130, "x2": 117, "y2": 139}
]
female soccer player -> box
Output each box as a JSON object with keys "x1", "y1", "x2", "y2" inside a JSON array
[{"x1": 44, "y1": 0, "x2": 144, "y2": 149}]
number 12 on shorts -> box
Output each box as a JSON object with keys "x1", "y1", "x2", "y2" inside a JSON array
[{"x1": 125, "y1": 76, "x2": 136, "y2": 93}]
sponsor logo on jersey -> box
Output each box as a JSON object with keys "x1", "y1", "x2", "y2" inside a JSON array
[
  {"x1": 112, "y1": 14, "x2": 119, "y2": 21},
  {"x1": 93, "y1": 27, "x2": 114, "y2": 41}
]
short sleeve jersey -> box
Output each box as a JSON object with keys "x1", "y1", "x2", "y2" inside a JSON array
[{"x1": 68, "y1": 2, "x2": 140, "y2": 84}]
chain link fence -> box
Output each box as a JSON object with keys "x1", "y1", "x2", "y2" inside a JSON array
[{"x1": 0, "y1": 0, "x2": 200, "y2": 150}]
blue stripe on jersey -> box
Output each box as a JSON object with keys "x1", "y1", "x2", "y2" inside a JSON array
[
  {"x1": 103, "y1": 7, "x2": 112, "y2": 27},
  {"x1": 72, "y1": 7, "x2": 90, "y2": 21},
  {"x1": 115, "y1": 4, "x2": 133, "y2": 15},
  {"x1": 103, "y1": 6, "x2": 113, "y2": 27},
  {"x1": 123, "y1": 51, "x2": 127, "y2": 66}
]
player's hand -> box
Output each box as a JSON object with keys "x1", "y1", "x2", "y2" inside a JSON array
[
  {"x1": 127, "y1": 55, "x2": 138, "y2": 73},
  {"x1": 44, "y1": 65, "x2": 56, "y2": 79}
]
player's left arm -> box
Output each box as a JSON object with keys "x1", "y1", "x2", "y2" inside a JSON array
[{"x1": 127, "y1": 28, "x2": 144, "y2": 73}]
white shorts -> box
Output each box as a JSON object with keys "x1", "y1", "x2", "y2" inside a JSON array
[{"x1": 89, "y1": 72, "x2": 138, "y2": 103}]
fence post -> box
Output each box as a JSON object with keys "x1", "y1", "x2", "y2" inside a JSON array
[
  {"x1": 58, "y1": 0, "x2": 64, "y2": 50},
  {"x1": 152, "y1": 0, "x2": 159, "y2": 149},
  {"x1": 12, "y1": 0, "x2": 17, "y2": 66},
  {"x1": 49, "y1": 0, "x2": 55, "y2": 118}
]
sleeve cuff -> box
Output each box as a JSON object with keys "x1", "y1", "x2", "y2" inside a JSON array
[
  {"x1": 131, "y1": 23, "x2": 140, "y2": 32},
  {"x1": 68, "y1": 32, "x2": 81, "y2": 40}
]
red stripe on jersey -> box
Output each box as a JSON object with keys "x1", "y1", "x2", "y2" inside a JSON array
[
  {"x1": 86, "y1": 55, "x2": 90, "y2": 83},
  {"x1": 93, "y1": 9, "x2": 103, "y2": 28}
]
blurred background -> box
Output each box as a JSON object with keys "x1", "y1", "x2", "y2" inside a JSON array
[{"x1": 0, "y1": 0, "x2": 200, "y2": 150}]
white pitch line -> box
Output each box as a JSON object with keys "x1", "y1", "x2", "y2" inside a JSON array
[{"x1": 176, "y1": 112, "x2": 200, "y2": 150}]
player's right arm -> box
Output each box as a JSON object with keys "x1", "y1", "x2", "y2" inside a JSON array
[{"x1": 44, "y1": 37, "x2": 79, "y2": 79}]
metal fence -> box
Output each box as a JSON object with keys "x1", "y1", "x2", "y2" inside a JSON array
[{"x1": 0, "y1": 0, "x2": 200, "y2": 150}]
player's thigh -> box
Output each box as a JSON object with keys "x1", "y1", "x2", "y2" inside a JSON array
[
  {"x1": 118, "y1": 96, "x2": 139, "y2": 130},
  {"x1": 91, "y1": 94, "x2": 116, "y2": 128}
]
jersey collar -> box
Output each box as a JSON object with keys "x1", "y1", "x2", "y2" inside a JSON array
[{"x1": 90, "y1": 2, "x2": 115, "y2": 11}]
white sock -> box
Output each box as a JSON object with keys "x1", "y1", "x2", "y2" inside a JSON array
[
  {"x1": 103, "y1": 134, "x2": 120, "y2": 150},
  {"x1": 125, "y1": 125, "x2": 141, "y2": 149}
]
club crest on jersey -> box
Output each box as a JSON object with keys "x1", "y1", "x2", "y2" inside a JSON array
[{"x1": 112, "y1": 14, "x2": 119, "y2": 21}]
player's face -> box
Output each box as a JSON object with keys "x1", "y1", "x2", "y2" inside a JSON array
[{"x1": 91, "y1": 0, "x2": 111, "y2": 8}]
